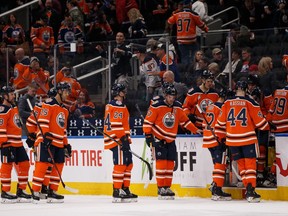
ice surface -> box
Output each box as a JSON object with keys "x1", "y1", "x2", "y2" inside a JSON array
[{"x1": 1, "y1": 196, "x2": 288, "y2": 216}]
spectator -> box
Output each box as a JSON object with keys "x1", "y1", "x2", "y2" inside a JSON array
[
  {"x1": 70, "y1": 88, "x2": 95, "y2": 119},
  {"x1": 127, "y1": 8, "x2": 147, "y2": 39},
  {"x1": 22, "y1": 56, "x2": 50, "y2": 101},
  {"x1": 167, "y1": 1, "x2": 208, "y2": 65},
  {"x1": 55, "y1": 66, "x2": 81, "y2": 110},
  {"x1": 12, "y1": 48, "x2": 30, "y2": 90},
  {"x1": 211, "y1": 48, "x2": 227, "y2": 72},
  {"x1": 58, "y1": 13, "x2": 84, "y2": 65},
  {"x1": 239, "y1": 0, "x2": 264, "y2": 30},
  {"x1": 222, "y1": 48, "x2": 242, "y2": 74},
  {"x1": 17, "y1": 83, "x2": 38, "y2": 129},
  {"x1": 30, "y1": 14, "x2": 55, "y2": 67},
  {"x1": 273, "y1": 0, "x2": 288, "y2": 35},
  {"x1": 66, "y1": 0, "x2": 84, "y2": 31},
  {"x1": 2, "y1": 14, "x2": 25, "y2": 46}
]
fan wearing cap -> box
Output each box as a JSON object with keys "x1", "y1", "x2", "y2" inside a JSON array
[
  {"x1": 167, "y1": 1, "x2": 208, "y2": 65},
  {"x1": 0, "y1": 86, "x2": 32, "y2": 202},
  {"x1": 143, "y1": 85, "x2": 200, "y2": 199},
  {"x1": 215, "y1": 81, "x2": 269, "y2": 203},
  {"x1": 211, "y1": 48, "x2": 227, "y2": 72},
  {"x1": 31, "y1": 82, "x2": 71, "y2": 203},
  {"x1": 182, "y1": 70, "x2": 219, "y2": 129},
  {"x1": 22, "y1": 56, "x2": 50, "y2": 100}
]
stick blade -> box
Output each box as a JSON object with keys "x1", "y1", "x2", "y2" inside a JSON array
[{"x1": 64, "y1": 185, "x2": 79, "y2": 194}]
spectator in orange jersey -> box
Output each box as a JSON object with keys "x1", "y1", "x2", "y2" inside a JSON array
[
  {"x1": 2, "y1": 14, "x2": 25, "y2": 46},
  {"x1": 202, "y1": 88, "x2": 231, "y2": 201},
  {"x1": 215, "y1": 81, "x2": 270, "y2": 203},
  {"x1": 70, "y1": 88, "x2": 95, "y2": 119},
  {"x1": 167, "y1": 1, "x2": 208, "y2": 65},
  {"x1": 22, "y1": 56, "x2": 50, "y2": 101},
  {"x1": 30, "y1": 14, "x2": 54, "y2": 67},
  {"x1": 103, "y1": 83, "x2": 137, "y2": 202},
  {"x1": 54, "y1": 66, "x2": 81, "y2": 110},
  {"x1": 143, "y1": 86, "x2": 201, "y2": 200},
  {"x1": 0, "y1": 86, "x2": 32, "y2": 203},
  {"x1": 12, "y1": 48, "x2": 30, "y2": 90}
]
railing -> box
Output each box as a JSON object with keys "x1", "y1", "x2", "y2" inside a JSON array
[
  {"x1": 0, "y1": 0, "x2": 38, "y2": 18},
  {"x1": 209, "y1": 6, "x2": 240, "y2": 28}
]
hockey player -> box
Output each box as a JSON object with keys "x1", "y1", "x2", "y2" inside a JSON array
[
  {"x1": 104, "y1": 83, "x2": 137, "y2": 203},
  {"x1": 183, "y1": 70, "x2": 219, "y2": 129},
  {"x1": 143, "y1": 86, "x2": 201, "y2": 199},
  {"x1": 0, "y1": 86, "x2": 32, "y2": 203},
  {"x1": 215, "y1": 81, "x2": 270, "y2": 203},
  {"x1": 31, "y1": 82, "x2": 72, "y2": 203},
  {"x1": 202, "y1": 88, "x2": 231, "y2": 201}
]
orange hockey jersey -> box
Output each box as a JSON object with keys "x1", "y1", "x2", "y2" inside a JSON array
[
  {"x1": 167, "y1": 8, "x2": 208, "y2": 44},
  {"x1": 13, "y1": 61, "x2": 30, "y2": 89},
  {"x1": 202, "y1": 102, "x2": 223, "y2": 148},
  {"x1": 266, "y1": 87, "x2": 288, "y2": 132},
  {"x1": 143, "y1": 99, "x2": 198, "y2": 143},
  {"x1": 30, "y1": 22, "x2": 54, "y2": 53},
  {"x1": 34, "y1": 98, "x2": 69, "y2": 148},
  {"x1": 0, "y1": 105, "x2": 23, "y2": 147},
  {"x1": 103, "y1": 100, "x2": 131, "y2": 150},
  {"x1": 182, "y1": 86, "x2": 219, "y2": 128},
  {"x1": 215, "y1": 96, "x2": 269, "y2": 147}
]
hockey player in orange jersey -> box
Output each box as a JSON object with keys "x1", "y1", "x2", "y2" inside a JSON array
[
  {"x1": 0, "y1": 86, "x2": 32, "y2": 203},
  {"x1": 104, "y1": 83, "x2": 137, "y2": 203},
  {"x1": 202, "y1": 88, "x2": 231, "y2": 201},
  {"x1": 215, "y1": 81, "x2": 270, "y2": 203},
  {"x1": 182, "y1": 70, "x2": 219, "y2": 129},
  {"x1": 31, "y1": 82, "x2": 72, "y2": 203},
  {"x1": 143, "y1": 86, "x2": 201, "y2": 199}
]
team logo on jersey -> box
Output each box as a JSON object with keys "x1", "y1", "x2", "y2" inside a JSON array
[
  {"x1": 42, "y1": 30, "x2": 50, "y2": 42},
  {"x1": 162, "y1": 112, "x2": 175, "y2": 128},
  {"x1": 57, "y1": 112, "x2": 66, "y2": 128},
  {"x1": 199, "y1": 99, "x2": 213, "y2": 112},
  {"x1": 64, "y1": 31, "x2": 75, "y2": 43},
  {"x1": 14, "y1": 114, "x2": 22, "y2": 128},
  {"x1": 147, "y1": 110, "x2": 152, "y2": 117}
]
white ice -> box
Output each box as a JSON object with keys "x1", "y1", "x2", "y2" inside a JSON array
[{"x1": 1, "y1": 196, "x2": 288, "y2": 216}]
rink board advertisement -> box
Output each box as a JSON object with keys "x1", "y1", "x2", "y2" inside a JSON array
[
  {"x1": 275, "y1": 135, "x2": 288, "y2": 187},
  {"x1": 22, "y1": 136, "x2": 213, "y2": 187}
]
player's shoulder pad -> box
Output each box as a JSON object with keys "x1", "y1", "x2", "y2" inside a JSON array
[
  {"x1": 0, "y1": 104, "x2": 10, "y2": 113},
  {"x1": 214, "y1": 102, "x2": 223, "y2": 109},
  {"x1": 244, "y1": 95, "x2": 259, "y2": 106},
  {"x1": 173, "y1": 100, "x2": 183, "y2": 108},
  {"x1": 187, "y1": 86, "x2": 201, "y2": 95}
]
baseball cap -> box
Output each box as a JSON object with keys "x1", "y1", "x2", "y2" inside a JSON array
[
  {"x1": 30, "y1": 56, "x2": 40, "y2": 64},
  {"x1": 212, "y1": 48, "x2": 222, "y2": 55}
]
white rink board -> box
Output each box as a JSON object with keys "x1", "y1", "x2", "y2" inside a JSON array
[{"x1": 22, "y1": 136, "x2": 213, "y2": 187}]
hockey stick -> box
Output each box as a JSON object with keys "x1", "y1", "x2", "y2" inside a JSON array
[
  {"x1": 26, "y1": 98, "x2": 79, "y2": 193},
  {"x1": 135, "y1": 104, "x2": 155, "y2": 189},
  {"x1": 82, "y1": 118, "x2": 153, "y2": 181},
  {"x1": 196, "y1": 104, "x2": 242, "y2": 181}
]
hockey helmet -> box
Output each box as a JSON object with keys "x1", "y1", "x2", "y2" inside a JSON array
[
  {"x1": 111, "y1": 83, "x2": 126, "y2": 97},
  {"x1": 201, "y1": 70, "x2": 214, "y2": 80},
  {"x1": 251, "y1": 87, "x2": 261, "y2": 99},
  {"x1": 218, "y1": 88, "x2": 227, "y2": 98},
  {"x1": 56, "y1": 82, "x2": 71, "y2": 91},
  {"x1": 47, "y1": 87, "x2": 57, "y2": 98},
  {"x1": 247, "y1": 74, "x2": 259, "y2": 86},
  {"x1": 164, "y1": 86, "x2": 177, "y2": 96},
  {"x1": 162, "y1": 82, "x2": 174, "y2": 90},
  {"x1": 1, "y1": 85, "x2": 15, "y2": 95},
  {"x1": 235, "y1": 80, "x2": 248, "y2": 91}
]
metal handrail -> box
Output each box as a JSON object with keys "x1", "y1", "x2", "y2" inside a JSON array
[
  {"x1": 210, "y1": 6, "x2": 240, "y2": 26},
  {"x1": 77, "y1": 66, "x2": 109, "y2": 81},
  {"x1": 0, "y1": 0, "x2": 38, "y2": 18}
]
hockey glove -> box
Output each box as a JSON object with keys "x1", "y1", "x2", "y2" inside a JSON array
[
  {"x1": 1, "y1": 142, "x2": 14, "y2": 159},
  {"x1": 64, "y1": 144, "x2": 72, "y2": 158},
  {"x1": 120, "y1": 135, "x2": 130, "y2": 152},
  {"x1": 43, "y1": 132, "x2": 53, "y2": 148},
  {"x1": 26, "y1": 133, "x2": 36, "y2": 148},
  {"x1": 188, "y1": 114, "x2": 197, "y2": 123},
  {"x1": 145, "y1": 134, "x2": 155, "y2": 148},
  {"x1": 268, "y1": 122, "x2": 277, "y2": 131}
]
